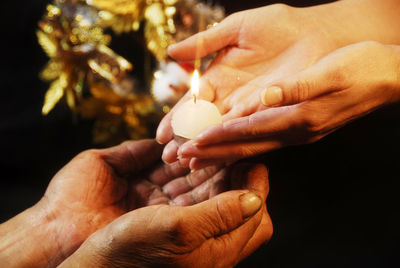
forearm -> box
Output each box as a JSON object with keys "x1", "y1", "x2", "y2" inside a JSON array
[
  {"x1": 0, "y1": 204, "x2": 63, "y2": 268},
  {"x1": 307, "y1": 0, "x2": 400, "y2": 46}
]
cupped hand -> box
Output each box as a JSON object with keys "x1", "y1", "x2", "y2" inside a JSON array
[
  {"x1": 177, "y1": 41, "x2": 400, "y2": 168},
  {"x1": 157, "y1": 0, "x2": 400, "y2": 165},
  {"x1": 58, "y1": 163, "x2": 272, "y2": 268},
  {"x1": 35, "y1": 139, "x2": 230, "y2": 265}
]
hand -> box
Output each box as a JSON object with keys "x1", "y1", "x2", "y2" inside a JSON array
[
  {"x1": 157, "y1": 0, "x2": 400, "y2": 165},
  {"x1": 0, "y1": 140, "x2": 229, "y2": 267},
  {"x1": 176, "y1": 41, "x2": 400, "y2": 167},
  {"x1": 58, "y1": 164, "x2": 272, "y2": 268}
]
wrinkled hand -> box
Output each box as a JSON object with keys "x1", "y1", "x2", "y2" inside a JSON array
[
  {"x1": 35, "y1": 140, "x2": 231, "y2": 265},
  {"x1": 157, "y1": 0, "x2": 400, "y2": 167},
  {"x1": 176, "y1": 42, "x2": 400, "y2": 167},
  {"x1": 58, "y1": 164, "x2": 272, "y2": 268}
]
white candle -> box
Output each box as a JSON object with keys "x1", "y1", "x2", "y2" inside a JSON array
[{"x1": 172, "y1": 70, "x2": 222, "y2": 140}]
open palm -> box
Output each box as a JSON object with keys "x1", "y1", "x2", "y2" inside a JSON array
[
  {"x1": 39, "y1": 140, "x2": 225, "y2": 259},
  {"x1": 158, "y1": 1, "x2": 400, "y2": 167},
  {"x1": 157, "y1": 3, "x2": 348, "y2": 162}
]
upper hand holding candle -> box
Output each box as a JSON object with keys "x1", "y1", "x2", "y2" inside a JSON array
[
  {"x1": 157, "y1": 0, "x2": 400, "y2": 167},
  {"x1": 176, "y1": 42, "x2": 400, "y2": 168}
]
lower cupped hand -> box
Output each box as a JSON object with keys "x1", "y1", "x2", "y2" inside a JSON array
[{"x1": 58, "y1": 163, "x2": 272, "y2": 268}]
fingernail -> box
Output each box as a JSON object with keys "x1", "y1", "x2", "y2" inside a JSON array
[
  {"x1": 195, "y1": 132, "x2": 204, "y2": 140},
  {"x1": 261, "y1": 86, "x2": 283, "y2": 107},
  {"x1": 239, "y1": 192, "x2": 262, "y2": 218},
  {"x1": 156, "y1": 138, "x2": 165, "y2": 145}
]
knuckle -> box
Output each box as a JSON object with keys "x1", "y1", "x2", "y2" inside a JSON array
[
  {"x1": 242, "y1": 116, "x2": 260, "y2": 136},
  {"x1": 267, "y1": 3, "x2": 295, "y2": 22},
  {"x1": 214, "y1": 197, "x2": 238, "y2": 231},
  {"x1": 120, "y1": 140, "x2": 133, "y2": 148},
  {"x1": 77, "y1": 149, "x2": 101, "y2": 161},
  {"x1": 238, "y1": 146, "x2": 257, "y2": 158},
  {"x1": 269, "y1": 3, "x2": 291, "y2": 14},
  {"x1": 293, "y1": 78, "x2": 312, "y2": 103},
  {"x1": 359, "y1": 40, "x2": 382, "y2": 50},
  {"x1": 326, "y1": 66, "x2": 347, "y2": 89},
  {"x1": 225, "y1": 12, "x2": 239, "y2": 22},
  {"x1": 301, "y1": 113, "x2": 325, "y2": 134}
]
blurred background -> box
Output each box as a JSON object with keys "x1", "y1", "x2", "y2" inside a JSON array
[{"x1": 1, "y1": 0, "x2": 400, "y2": 267}]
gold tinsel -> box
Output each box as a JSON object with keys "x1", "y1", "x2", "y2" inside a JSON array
[{"x1": 38, "y1": 0, "x2": 224, "y2": 144}]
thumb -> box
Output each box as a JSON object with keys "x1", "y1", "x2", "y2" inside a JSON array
[
  {"x1": 101, "y1": 139, "x2": 163, "y2": 176},
  {"x1": 168, "y1": 15, "x2": 239, "y2": 61},
  {"x1": 260, "y1": 61, "x2": 347, "y2": 107},
  {"x1": 186, "y1": 190, "x2": 263, "y2": 251}
]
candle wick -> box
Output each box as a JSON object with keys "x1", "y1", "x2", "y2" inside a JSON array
[{"x1": 193, "y1": 94, "x2": 197, "y2": 104}]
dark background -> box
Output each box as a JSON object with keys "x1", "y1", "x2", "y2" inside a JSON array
[{"x1": 1, "y1": 0, "x2": 400, "y2": 267}]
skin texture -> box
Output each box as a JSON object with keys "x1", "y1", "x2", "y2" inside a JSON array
[
  {"x1": 58, "y1": 163, "x2": 272, "y2": 268},
  {"x1": 176, "y1": 40, "x2": 400, "y2": 165},
  {"x1": 156, "y1": 0, "x2": 400, "y2": 170},
  {"x1": 0, "y1": 140, "x2": 272, "y2": 267}
]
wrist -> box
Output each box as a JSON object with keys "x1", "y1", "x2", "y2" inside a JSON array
[
  {"x1": 58, "y1": 231, "x2": 107, "y2": 268},
  {"x1": 0, "y1": 204, "x2": 63, "y2": 267},
  {"x1": 305, "y1": 0, "x2": 400, "y2": 47}
]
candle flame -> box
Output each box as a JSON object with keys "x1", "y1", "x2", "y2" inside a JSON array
[{"x1": 191, "y1": 69, "x2": 200, "y2": 99}]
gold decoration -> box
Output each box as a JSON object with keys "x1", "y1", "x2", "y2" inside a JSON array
[
  {"x1": 38, "y1": 0, "x2": 224, "y2": 144},
  {"x1": 42, "y1": 73, "x2": 68, "y2": 115}
]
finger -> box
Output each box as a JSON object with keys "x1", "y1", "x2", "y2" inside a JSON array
[
  {"x1": 156, "y1": 111, "x2": 174, "y2": 145},
  {"x1": 178, "y1": 157, "x2": 191, "y2": 168},
  {"x1": 239, "y1": 207, "x2": 273, "y2": 262},
  {"x1": 183, "y1": 191, "x2": 263, "y2": 266},
  {"x1": 193, "y1": 106, "x2": 298, "y2": 146},
  {"x1": 221, "y1": 74, "x2": 275, "y2": 114},
  {"x1": 128, "y1": 177, "x2": 170, "y2": 207},
  {"x1": 209, "y1": 172, "x2": 229, "y2": 198},
  {"x1": 146, "y1": 161, "x2": 189, "y2": 186},
  {"x1": 185, "y1": 190, "x2": 262, "y2": 232},
  {"x1": 156, "y1": 93, "x2": 192, "y2": 144},
  {"x1": 181, "y1": 137, "x2": 284, "y2": 160},
  {"x1": 189, "y1": 158, "x2": 225, "y2": 171},
  {"x1": 260, "y1": 57, "x2": 348, "y2": 107},
  {"x1": 101, "y1": 139, "x2": 163, "y2": 176},
  {"x1": 168, "y1": 15, "x2": 239, "y2": 61},
  {"x1": 172, "y1": 168, "x2": 227, "y2": 206},
  {"x1": 163, "y1": 165, "x2": 223, "y2": 199},
  {"x1": 189, "y1": 157, "x2": 237, "y2": 171},
  {"x1": 229, "y1": 163, "x2": 269, "y2": 198},
  {"x1": 172, "y1": 178, "x2": 214, "y2": 206},
  {"x1": 230, "y1": 164, "x2": 273, "y2": 261},
  {"x1": 162, "y1": 140, "x2": 179, "y2": 164}
]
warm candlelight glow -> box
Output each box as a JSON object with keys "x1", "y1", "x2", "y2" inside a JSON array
[
  {"x1": 190, "y1": 69, "x2": 200, "y2": 99},
  {"x1": 172, "y1": 68, "x2": 222, "y2": 140}
]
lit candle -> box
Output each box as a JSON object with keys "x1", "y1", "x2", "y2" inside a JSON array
[{"x1": 172, "y1": 70, "x2": 222, "y2": 142}]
